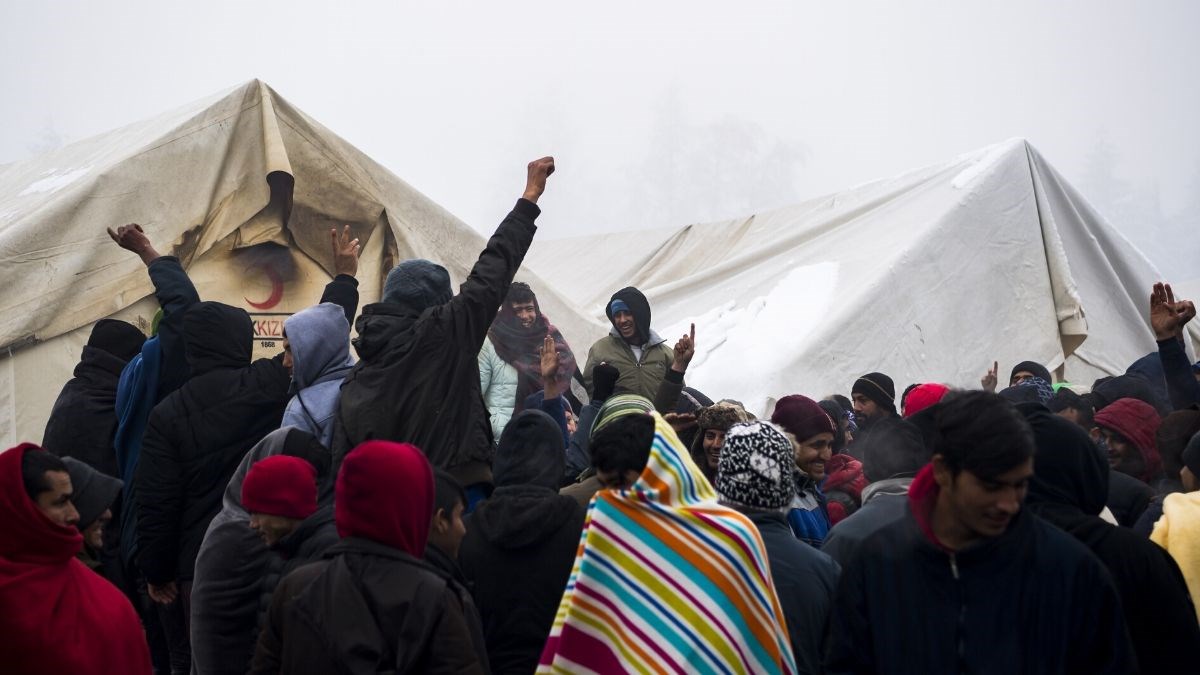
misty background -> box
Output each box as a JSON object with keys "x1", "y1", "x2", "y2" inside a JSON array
[{"x1": 2, "y1": 0, "x2": 1196, "y2": 279}]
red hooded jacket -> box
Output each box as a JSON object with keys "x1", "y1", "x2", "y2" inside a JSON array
[{"x1": 0, "y1": 443, "x2": 151, "y2": 675}]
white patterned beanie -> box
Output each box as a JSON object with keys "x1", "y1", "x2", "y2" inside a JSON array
[{"x1": 715, "y1": 421, "x2": 796, "y2": 510}]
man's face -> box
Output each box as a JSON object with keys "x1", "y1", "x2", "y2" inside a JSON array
[
  {"x1": 81, "y1": 509, "x2": 112, "y2": 549},
  {"x1": 1010, "y1": 370, "x2": 1037, "y2": 387},
  {"x1": 791, "y1": 432, "x2": 834, "y2": 481},
  {"x1": 612, "y1": 310, "x2": 637, "y2": 341},
  {"x1": 511, "y1": 301, "x2": 538, "y2": 329},
  {"x1": 281, "y1": 335, "x2": 293, "y2": 376},
  {"x1": 936, "y1": 457, "x2": 1032, "y2": 543},
  {"x1": 851, "y1": 393, "x2": 880, "y2": 424},
  {"x1": 429, "y1": 502, "x2": 468, "y2": 559},
  {"x1": 34, "y1": 470, "x2": 79, "y2": 528},
  {"x1": 702, "y1": 429, "x2": 727, "y2": 470},
  {"x1": 596, "y1": 468, "x2": 641, "y2": 490},
  {"x1": 248, "y1": 512, "x2": 300, "y2": 548},
  {"x1": 1092, "y1": 426, "x2": 1143, "y2": 477}
]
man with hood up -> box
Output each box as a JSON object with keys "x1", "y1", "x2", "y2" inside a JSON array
[
  {"x1": 459, "y1": 409, "x2": 586, "y2": 674},
  {"x1": 333, "y1": 158, "x2": 556, "y2": 503},
  {"x1": 42, "y1": 319, "x2": 146, "y2": 477},
  {"x1": 135, "y1": 259, "x2": 359, "y2": 670},
  {"x1": 1021, "y1": 405, "x2": 1200, "y2": 674},
  {"x1": 582, "y1": 286, "x2": 676, "y2": 401},
  {"x1": 280, "y1": 302, "x2": 356, "y2": 449},
  {"x1": 61, "y1": 457, "x2": 123, "y2": 577},
  {"x1": 190, "y1": 428, "x2": 334, "y2": 675}
]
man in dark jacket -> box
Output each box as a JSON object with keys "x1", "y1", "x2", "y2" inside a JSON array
[
  {"x1": 426, "y1": 470, "x2": 490, "y2": 673},
  {"x1": 1022, "y1": 404, "x2": 1200, "y2": 674},
  {"x1": 849, "y1": 372, "x2": 897, "y2": 431},
  {"x1": 459, "y1": 410, "x2": 586, "y2": 674},
  {"x1": 135, "y1": 276, "x2": 358, "y2": 670},
  {"x1": 251, "y1": 440, "x2": 484, "y2": 674},
  {"x1": 715, "y1": 420, "x2": 840, "y2": 675},
  {"x1": 190, "y1": 428, "x2": 333, "y2": 675},
  {"x1": 61, "y1": 456, "x2": 123, "y2": 576},
  {"x1": 825, "y1": 391, "x2": 1136, "y2": 674},
  {"x1": 822, "y1": 414, "x2": 929, "y2": 568},
  {"x1": 334, "y1": 158, "x2": 556, "y2": 503},
  {"x1": 42, "y1": 319, "x2": 145, "y2": 477}
]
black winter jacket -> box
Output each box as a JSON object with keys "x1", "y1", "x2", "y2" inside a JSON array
[
  {"x1": 826, "y1": 473, "x2": 1136, "y2": 674},
  {"x1": 459, "y1": 408, "x2": 584, "y2": 675},
  {"x1": 1107, "y1": 469, "x2": 1153, "y2": 528},
  {"x1": 255, "y1": 505, "x2": 338, "y2": 635},
  {"x1": 250, "y1": 538, "x2": 484, "y2": 675},
  {"x1": 135, "y1": 279, "x2": 356, "y2": 584},
  {"x1": 1023, "y1": 408, "x2": 1200, "y2": 674},
  {"x1": 333, "y1": 199, "x2": 540, "y2": 487},
  {"x1": 42, "y1": 345, "x2": 133, "y2": 477}
]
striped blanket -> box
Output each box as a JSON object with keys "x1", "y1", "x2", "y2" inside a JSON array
[{"x1": 537, "y1": 413, "x2": 797, "y2": 674}]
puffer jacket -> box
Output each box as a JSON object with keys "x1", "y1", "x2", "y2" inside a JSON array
[
  {"x1": 478, "y1": 336, "x2": 519, "y2": 442},
  {"x1": 582, "y1": 329, "x2": 673, "y2": 401},
  {"x1": 255, "y1": 505, "x2": 338, "y2": 635}
]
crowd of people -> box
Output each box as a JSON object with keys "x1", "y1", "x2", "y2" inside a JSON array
[{"x1": 3, "y1": 155, "x2": 1200, "y2": 674}]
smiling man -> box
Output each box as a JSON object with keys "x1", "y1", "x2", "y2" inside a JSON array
[
  {"x1": 583, "y1": 287, "x2": 675, "y2": 401},
  {"x1": 826, "y1": 391, "x2": 1136, "y2": 675}
]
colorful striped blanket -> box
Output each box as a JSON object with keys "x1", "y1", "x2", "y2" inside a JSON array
[{"x1": 538, "y1": 413, "x2": 797, "y2": 674}]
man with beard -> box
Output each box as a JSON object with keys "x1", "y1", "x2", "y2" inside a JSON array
[
  {"x1": 582, "y1": 287, "x2": 676, "y2": 401},
  {"x1": 850, "y1": 372, "x2": 897, "y2": 432},
  {"x1": 479, "y1": 282, "x2": 577, "y2": 443}
]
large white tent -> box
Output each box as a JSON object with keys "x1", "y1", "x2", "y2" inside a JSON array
[
  {"x1": 526, "y1": 138, "x2": 1199, "y2": 415},
  {"x1": 0, "y1": 80, "x2": 603, "y2": 445}
]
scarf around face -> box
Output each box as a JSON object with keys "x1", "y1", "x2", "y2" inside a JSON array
[
  {"x1": 537, "y1": 414, "x2": 796, "y2": 674},
  {"x1": 488, "y1": 305, "x2": 577, "y2": 414}
]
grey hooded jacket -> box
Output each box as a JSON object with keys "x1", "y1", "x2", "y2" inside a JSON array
[{"x1": 281, "y1": 303, "x2": 355, "y2": 448}]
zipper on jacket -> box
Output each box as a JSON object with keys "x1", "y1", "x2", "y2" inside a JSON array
[{"x1": 949, "y1": 552, "x2": 966, "y2": 672}]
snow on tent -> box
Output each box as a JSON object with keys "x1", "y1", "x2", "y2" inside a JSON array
[
  {"x1": 0, "y1": 79, "x2": 599, "y2": 445},
  {"x1": 525, "y1": 138, "x2": 1199, "y2": 415}
]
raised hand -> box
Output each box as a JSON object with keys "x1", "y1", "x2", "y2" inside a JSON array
[
  {"x1": 107, "y1": 223, "x2": 161, "y2": 265},
  {"x1": 1151, "y1": 282, "x2": 1196, "y2": 341},
  {"x1": 672, "y1": 323, "x2": 696, "y2": 373},
  {"x1": 331, "y1": 225, "x2": 361, "y2": 278},
  {"x1": 980, "y1": 361, "x2": 998, "y2": 392},
  {"x1": 541, "y1": 333, "x2": 562, "y2": 399},
  {"x1": 523, "y1": 156, "x2": 556, "y2": 204}
]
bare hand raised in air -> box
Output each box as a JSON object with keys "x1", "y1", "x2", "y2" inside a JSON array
[
  {"x1": 107, "y1": 223, "x2": 161, "y2": 265},
  {"x1": 1150, "y1": 282, "x2": 1196, "y2": 342},
  {"x1": 541, "y1": 333, "x2": 562, "y2": 399},
  {"x1": 331, "y1": 225, "x2": 361, "y2": 278},
  {"x1": 523, "y1": 157, "x2": 556, "y2": 204},
  {"x1": 980, "y1": 361, "x2": 998, "y2": 392},
  {"x1": 672, "y1": 323, "x2": 696, "y2": 373}
]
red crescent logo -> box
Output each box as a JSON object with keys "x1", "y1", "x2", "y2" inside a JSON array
[{"x1": 244, "y1": 263, "x2": 284, "y2": 310}]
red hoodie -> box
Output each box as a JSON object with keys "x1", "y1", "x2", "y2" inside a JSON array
[{"x1": 0, "y1": 443, "x2": 152, "y2": 675}]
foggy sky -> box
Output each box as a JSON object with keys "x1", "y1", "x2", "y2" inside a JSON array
[{"x1": 2, "y1": 1, "x2": 1197, "y2": 277}]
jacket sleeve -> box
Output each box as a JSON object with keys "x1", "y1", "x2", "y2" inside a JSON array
[
  {"x1": 423, "y1": 588, "x2": 487, "y2": 675},
  {"x1": 1157, "y1": 337, "x2": 1200, "y2": 410},
  {"x1": 823, "y1": 556, "x2": 875, "y2": 675},
  {"x1": 134, "y1": 405, "x2": 183, "y2": 584},
  {"x1": 654, "y1": 368, "x2": 684, "y2": 414},
  {"x1": 478, "y1": 340, "x2": 495, "y2": 405},
  {"x1": 564, "y1": 400, "x2": 602, "y2": 481},
  {"x1": 147, "y1": 256, "x2": 200, "y2": 398},
  {"x1": 535, "y1": 393, "x2": 570, "y2": 450},
  {"x1": 582, "y1": 344, "x2": 598, "y2": 397},
  {"x1": 446, "y1": 199, "x2": 539, "y2": 354},
  {"x1": 318, "y1": 274, "x2": 360, "y2": 329},
  {"x1": 1066, "y1": 562, "x2": 1137, "y2": 674}
]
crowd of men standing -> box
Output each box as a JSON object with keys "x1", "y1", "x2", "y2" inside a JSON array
[{"x1": 4, "y1": 156, "x2": 1200, "y2": 674}]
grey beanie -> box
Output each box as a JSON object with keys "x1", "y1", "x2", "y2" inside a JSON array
[
  {"x1": 716, "y1": 421, "x2": 796, "y2": 510},
  {"x1": 382, "y1": 259, "x2": 452, "y2": 312}
]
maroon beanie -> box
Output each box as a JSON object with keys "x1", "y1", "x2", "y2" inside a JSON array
[
  {"x1": 771, "y1": 394, "x2": 835, "y2": 442},
  {"x1": 241, "y1": 455, "x2": 317, "y2": 520},
  {"x1": 1094, "y1": 397, "x2": 1163, "y2": 482},
  {"x1": 336, "y1": 441, "x2": 434, "y2": 557}
]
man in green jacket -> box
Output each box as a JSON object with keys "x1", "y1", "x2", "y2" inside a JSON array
[{"x1": 583, "y1": 287, "x2": 678, "y2": 401}]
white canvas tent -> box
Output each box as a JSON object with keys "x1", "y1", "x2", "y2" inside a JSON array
[
  {"x1": 525, "y1": 138, "x2": 1199, "y2": 415},
  {"x1": 0, "y1": 80, "x2": 602, "y2": 445}
]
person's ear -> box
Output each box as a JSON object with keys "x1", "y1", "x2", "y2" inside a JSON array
[
  {"x1": 931, "y1": 455, "x2": 953, "y2": 491},
  {"x1": 432, "y1": 508, "x2": 449, "y2": 534}
]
